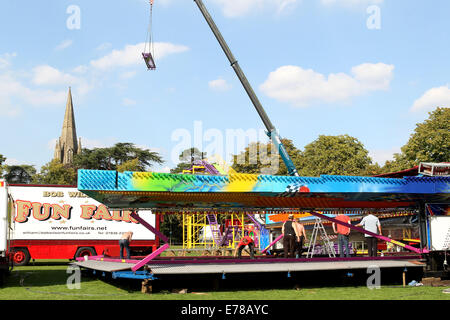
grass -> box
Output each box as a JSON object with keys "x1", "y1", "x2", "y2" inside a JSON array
[{"x1": 1, "y1": 260, "x2": 449, "y2": 301}]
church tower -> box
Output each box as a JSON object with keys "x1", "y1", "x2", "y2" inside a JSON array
[{"x1": 54, "y1": 87, "x2": 82, "y2": 165}]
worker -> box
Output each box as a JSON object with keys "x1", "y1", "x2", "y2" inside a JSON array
[
  {"x1": 282, "y1": 214, "x2": 299, "y2": 258},
  {"x1": 356, "y1": 211, "x2": 382, "y2": 257},
  {"x1": 235, "y1": 233, "x2": 255, "y2": 259},
  {"x1": 119, "y1": 231, "x2": 133, "y2": 260},
  {"x1": 294, "y1": 218, "x2": 307, "y2": 258},
  {"x1": 332, "y1": 211, "x2": 351, "y2": 258}
]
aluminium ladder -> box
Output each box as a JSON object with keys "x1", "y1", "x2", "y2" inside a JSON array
[{"x1": 307, "y1": 218, "x2": 336, "y2": 258}]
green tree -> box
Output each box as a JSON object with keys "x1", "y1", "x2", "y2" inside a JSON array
[
  {"x1": 73, "y1": 142, "x2": 163, "y2": 171},
  {"x1": 383, "y1": 107, "x2": 450, "y2": 172},
  {"x1": 33, "y1": 159, "x2": 77, "y2": 185},
  {"x1": 361, "y1": 163, "x2": 383, "y2": 176},
  {"x1": 232, "y1": 139, "x2": 301, "y2": 175},
  {"x1": 170, "y1": 148, "x2": 205, "y2": 174},
  {"x1": 159, "y1": 214, "x2": 183, "y2": 245},
  {"x1": 297, "y1": 135, "x2": 373, "y2": 177},
  {"x1": 3, "y1": 165, "x2": 36, "y2": 184},
  {"x1": 0, "y1": 154, "x2": 6, "y2": 177},
  {"x1": 117, "y1": 158, "x2": 140, "y2": 173}
]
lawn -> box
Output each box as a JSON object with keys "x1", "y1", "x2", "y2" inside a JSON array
[{"x1": 1, "y1": 261, "x2": 449, "y2": 301}]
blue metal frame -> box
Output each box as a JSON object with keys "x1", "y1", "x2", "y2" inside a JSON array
[{"x1": 112, "y1": 270, "x2": 158, "y2": 280}]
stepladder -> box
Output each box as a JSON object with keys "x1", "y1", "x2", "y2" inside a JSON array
[{"x1": 307, "y1": 218, "x2": 336, "y2": 258}]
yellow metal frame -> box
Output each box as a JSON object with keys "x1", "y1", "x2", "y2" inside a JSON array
[
  {"x1": 182, "y1": 211, "x2": 246, "y2": 250},
  {"x1": 182, "y1": 165, "x2": 205, "y2": 175}
]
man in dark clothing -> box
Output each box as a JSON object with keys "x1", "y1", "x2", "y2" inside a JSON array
[{"x1": 282, "y1": 214, "x2": 299, "y2": 258}]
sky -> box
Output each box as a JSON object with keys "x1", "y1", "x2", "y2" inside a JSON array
[{"x1": 0, "y1": 0, "x2": 449, "y2": 174}]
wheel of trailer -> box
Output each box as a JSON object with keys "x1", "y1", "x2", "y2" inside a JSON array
[
  {"x1": 12, "y1": 248, "x2": 31, "y2": 266},
  {"x1": 74, "y1": 247, "x2": 96, "y2": 260}
]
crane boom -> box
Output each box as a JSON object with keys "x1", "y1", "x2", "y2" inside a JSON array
[{"x1": 194, "y1": 0, "x2": 299, "y2": 176}]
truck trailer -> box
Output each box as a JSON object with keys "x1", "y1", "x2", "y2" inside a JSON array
[
  {"x1": 0, "y1": 180, "x2": 12, "y2": 284},
  {"x1": 4, "y1": 183, "x2": 159, "y2": 266}
]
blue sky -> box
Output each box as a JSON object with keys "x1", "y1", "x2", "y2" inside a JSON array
[{"x1": 1, "y1": 0, "x2": 449, "y2": 173}]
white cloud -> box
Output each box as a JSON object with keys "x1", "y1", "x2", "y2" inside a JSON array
[
  {"x1": 72, "y1": 65, "x2": 88, "y2": 74},
  {"x1": 411, "y1": 85, "x2": 450, "y2": 112},
  {"x1": 0, "y1": 73, "x2": 67, "y2": 113},
  {"x1": 55, "y1": 39, "x2": 73, "y2": 51},
  {"x1": 211, "y1": 0, "x2": 299, "y2": 17},
  {"x1": 31, "y1": 65, "x2": 93, "y2": 97},
  {"x1": 0, "y1": 57, "x2": 94, "y2": 117},
  {"x1": 4, "y1": 158, "x2": 22, "y2": 166},
  {"x1": 32, "y1": 65, "x2": 78, "y2": 86},
  {"x1": 90, "y1": 42, "x2": 189, "y2": 70},
  {"x1": 260, "y1": 62, "x2": 394, "y2": 107},
  {"x1": 0, "y1": 53, "x2": 17, "y2": 69},
  {"x1": 95, "y1": 42, "x2": 112, "y2": 51},
  {"x1": 208, "y1": 78, "x2": 232, "y2": 91}
]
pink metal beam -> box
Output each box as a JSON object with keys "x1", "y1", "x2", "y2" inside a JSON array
[
  {"x1": 131, "y1": 211, "x2": 169, "y2": 243},
  {"x1": 129, "y1": 210, "x2": 170, "y2": 271},
  {"x1": 132, "y1": 243, "x2": 170, "y2": 272},
  {"x1": 308, "y1": 211, "x2": 428, "y2": 254},
  {"x1": 261, "y1": 234, "x2": 283, "y2": 254}
]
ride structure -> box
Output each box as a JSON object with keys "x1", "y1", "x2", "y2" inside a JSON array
[
  {"x1": 180, "y1": 159, "x2": 268, "y2": 251},
  {"x1": 73, "y1": 1, "x2": 448, "y2": 283}
]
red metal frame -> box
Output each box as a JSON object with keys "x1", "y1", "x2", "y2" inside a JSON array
[{"x1": 9, "y1": 239, "x2": 158, "y2": 260}]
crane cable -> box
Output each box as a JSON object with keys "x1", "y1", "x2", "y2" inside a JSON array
[{"x1": 144, "y1": 0, "x2": 154, "y2": 57}]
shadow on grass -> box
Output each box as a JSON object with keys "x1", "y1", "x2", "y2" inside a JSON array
[
  {"x1": 6, "y1": 267, "x2": 97, "y2": 289},
  {"x1": 135, "y1": 267, "x2": 424, "y2": 294}
]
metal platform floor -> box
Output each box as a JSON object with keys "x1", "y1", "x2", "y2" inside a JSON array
[{"x1": 73, "y1": 256, "x2": 425, "y2": 275}]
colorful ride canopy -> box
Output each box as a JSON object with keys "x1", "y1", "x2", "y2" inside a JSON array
[{"x1": 77, "y1": 170, "x2": 450, "y2": 211}]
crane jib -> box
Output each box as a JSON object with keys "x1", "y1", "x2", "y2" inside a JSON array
[{"x1": 193, "y1": 0, "x2": 299, "y2": 176}]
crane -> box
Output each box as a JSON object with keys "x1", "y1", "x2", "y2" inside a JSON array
[
  {"x1": 193, "y1": 0, "x2": 299, "y2": 176},
  {"x1": 144, "y1": 0, "x2": 299, "y2": 174}
]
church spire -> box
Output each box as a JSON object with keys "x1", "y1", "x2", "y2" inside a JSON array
[{"x1": 54, "y1": 87, "x2": 81, "y2": 164}]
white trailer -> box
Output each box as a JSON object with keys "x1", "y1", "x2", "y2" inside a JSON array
[
  {"x1": 0, "y1": 180, "x2": 12, "y2": 284},
  {"x1": 4, "y1": 184, "x2": 160, "y2": 266}
]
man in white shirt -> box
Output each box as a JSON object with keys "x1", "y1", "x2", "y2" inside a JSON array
[{"x1": 356, "y1": 212, "x2": 382, "y2": 257}]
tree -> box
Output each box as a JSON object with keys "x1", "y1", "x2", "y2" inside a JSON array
[
  {"x1": 33, "y1": 159, "x2": 77, "y2": 185},
  {"x1": 0, "y1": 154, "x2": 6, "y2": 177},
  {"x1": 159, "y1": 214, "x2": 183, "y2": 245},
  {"x1": 231, "y1": 139, "x2": 301, "y2": 175},
  {"x1": 297, "y1": 135, "x2": 373, "y2": 177},
  {"x1": 73, "y1": 142, "x2": 164, "y2": 171},
  {"x1": 170, "y1": 148, "x2": 205, "y2": 174},
  {"x1": 383, "y1": 107, "x2": 450, "y2": 172},
  {"x1": 3, "y1": 165, "x2": 36, "y2": 184},
  {"x1": 117, "y1": 158, "x2": 140, "y2": 173}
]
